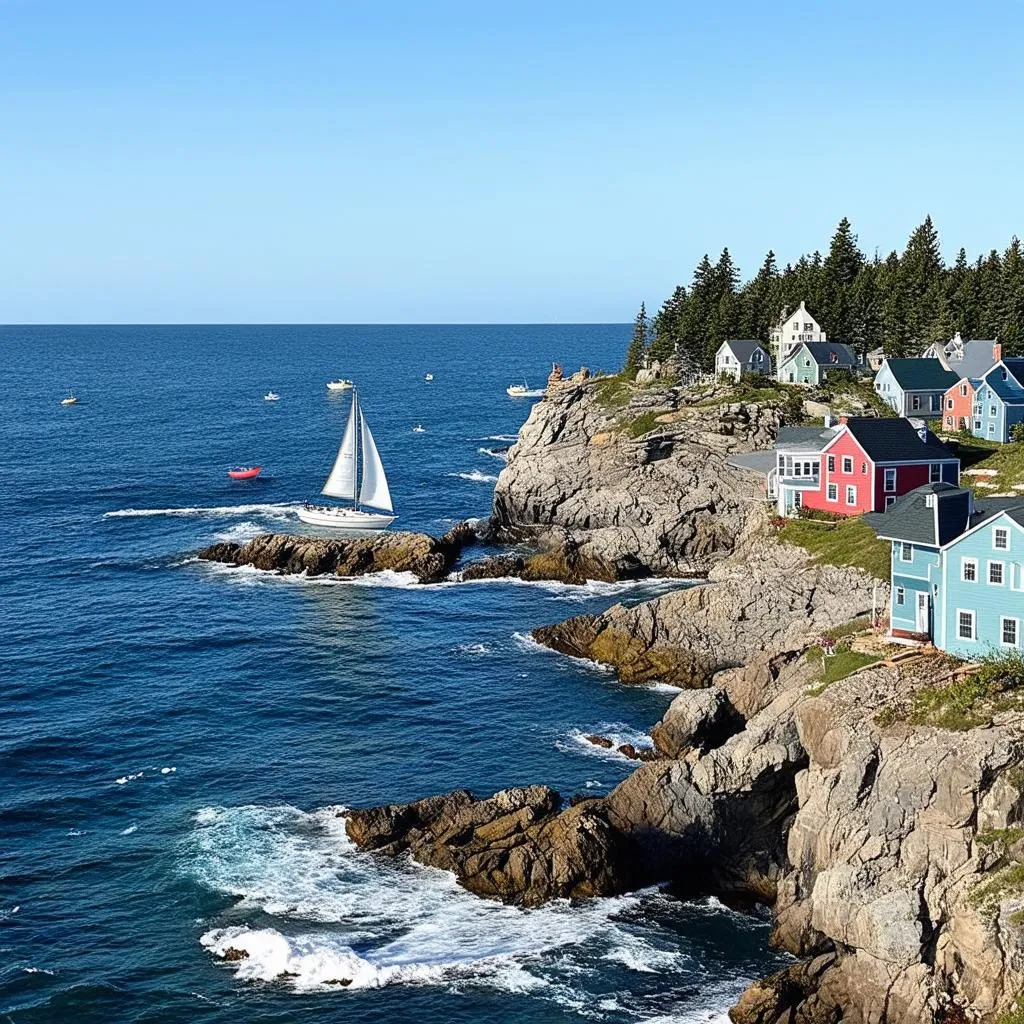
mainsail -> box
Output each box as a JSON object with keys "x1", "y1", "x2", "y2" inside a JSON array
[
  {"x1": 321, "y1": 396, "x2": 358, "y2": 499},
  {"x1": 358, "y1": 413, "x2": 394, "y2": 512}
]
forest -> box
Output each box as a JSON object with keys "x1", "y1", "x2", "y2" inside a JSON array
[{"x1": 630, "y1": 217, "x2": 1024, "y2": 373}]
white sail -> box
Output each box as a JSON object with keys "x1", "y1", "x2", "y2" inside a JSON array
[
  {"x1": 358, "y1": 412, "x2": 394, "y2": 512},
  {"x1": 321, "y1": 396, "x2": 358, "y2": 499}
]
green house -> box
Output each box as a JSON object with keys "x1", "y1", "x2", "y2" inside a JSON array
[{"x1": 778, "y1": 342, "x2": 858, "y2": 385}]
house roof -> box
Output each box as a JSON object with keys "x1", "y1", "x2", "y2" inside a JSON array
[
  {"x1": 720, "y1": 339, "x2": 767, "y2": 362},
  {"x1": 882, "y1": 359, "x2": 960, "y2": 392},
  {"x1": 981, "y1": 359, "x2": 1024, "y2": 403},
  {"x1": 839, "y1": 417, "x2": 958, "y2": 463},
  {"x1": 949, "y1": 340, "x2": 1000, "y2": 379},
  {"x1": 865, "y1": 483, "x2": 1024, "y2": 546},
  {"x1": 775, "y1": 425, "x2": 838, "y2": 452},
  {"x1": 784, "y1": 342, "x2": 856, "y2": 367},
  {"x1": 726, "y1": 451, "x2": 777, "y2": 476}
]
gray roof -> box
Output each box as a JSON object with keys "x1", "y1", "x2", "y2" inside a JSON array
[
  {"x1": 721, "y1": 339, "x2": 767, "y2": 362},
  {"x1": 775, "y1": 425, "x2": 837, "y2": 452},
  {"x1": 794, "y1": 342, "x2": 857, "y2": 367},
  {"x1": 726, "y1": 451, "x2": 777, "y2": 477},
  {"x1": 949, "y1": 340, "x2": 1000, "y2": 380}
]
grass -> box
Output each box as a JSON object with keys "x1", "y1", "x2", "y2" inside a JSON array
[
  {"x1": 971, "y1": 863, "x2": 1024, "y2": 909},
  {"x1": 948, "y1": 435, "x2": 1024, "y2": 492},
  {"x1": 997, "y1": 1001, "x2": 1024, "y2": 1024},
  {"x1": 977, "y1": 827, "x2": 1024, "y2": 849},
  {"x1": 620, "y1": 410, "x2": 664, "y2": 438},
  {"x1": 593, "y1": 373, "x2": 631, "y2": 411},
  {"x1": 805, "y1": 643, "x2": 881, "y2": 694},
  {"x1": 776, "y1": 515, "x2": 891, "y2": 581}
]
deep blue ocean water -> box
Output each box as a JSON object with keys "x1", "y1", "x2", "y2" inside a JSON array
[{"x1": 0, "y1": 325, "x2": 785, "y2": 1023}]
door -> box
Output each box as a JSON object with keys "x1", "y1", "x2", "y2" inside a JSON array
[{"x1": 916, "y1": 592, "x2": 929, "y2": 633}]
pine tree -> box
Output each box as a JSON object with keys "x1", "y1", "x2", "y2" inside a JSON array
[
  {"x1": 625, "y1": 302, "x2": 649, "y2": 375},
  {"x1": 899, "y1": 216, "x2": 944, "y2": 344},
  {"x1": 821, "y1": 217, "x2": 864, "y2": 342},
  {"x1": 650, "y1": 286, "x2": 687, "y2": 361}
]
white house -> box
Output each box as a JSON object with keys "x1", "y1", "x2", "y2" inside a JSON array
[
  {"x1": 770, "y1": 301, "x2": 827, "y2": 379},
  {"x1": 715, "y1": 339, "x2": 770, "y2": 381}
]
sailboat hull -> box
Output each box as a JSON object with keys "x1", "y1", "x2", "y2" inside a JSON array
[{"x1": 296, "y1": 504, "x2": 396, "y2": 531}]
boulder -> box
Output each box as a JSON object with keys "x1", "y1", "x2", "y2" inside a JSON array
[{"x1": 651, "y1": 686, "x2": 741, "y2": 758}]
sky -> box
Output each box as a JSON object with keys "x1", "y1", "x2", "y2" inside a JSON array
[{"x1": 1, "y1": 0, "x2": 1023, "y2": 324}]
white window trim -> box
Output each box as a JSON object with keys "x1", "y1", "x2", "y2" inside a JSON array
[
  {"x1": 827, "y1": 483, "x2": 838, "y2": 502},
  {"x1": 842, "y1": 456, "x2": 853, "y2": 474},
  {"x1": 961, "y1": 557, "x2": 978, "y2": 582},
  {"x1": 988, "y1": 560, "x2": 1006, "y2": 586},
  {"x1": 895, "y1": 587, "x2": 905, "y2": 606},
  {"x1": 900, "y1": 542, "x2": 913, "y2": 562},
  {"x1": 885, "y1": 495, "x2": 897, "y2": 508},
  {"x1": 957, "y1": 608, "x2": 977, "y2": 642},
  {"x1": 1001, "y1": 616, "x2": 1020, "y2": 648},
  {"x1": 994, "y1": 527, "x2": 1010, "y2": 552},
  {"x1": 846, "y1": 485, "x2": 857, "y2": 506},
  {"x1": 884, "y1": 468, "x2": 897, "y2": 492}
]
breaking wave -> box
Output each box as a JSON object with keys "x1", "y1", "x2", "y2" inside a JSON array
[
  {"x1": 557, "y1": 724, "x2": 655, "y2": 763},
  {"x1": 104, "y1": 503, "x2": 300, "y2": 520},
  {"x1": 477, "y1": 447, "x2": 509, "y2": 462},
  {"x1": 446, "y1": 471, "x2": 498, "y2": 484}
]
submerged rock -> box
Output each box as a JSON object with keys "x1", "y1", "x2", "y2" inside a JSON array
[
  {"x1": 344, "y1": 785, "x2": 633, "y2": 905},
  {"x1": 198, "y1": 524, "x2": 476, "y2": 584}
]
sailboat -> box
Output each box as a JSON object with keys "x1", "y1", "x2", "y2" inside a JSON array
[{"x1": 297, "y1": 389, "x2": 396, "y2": 531}]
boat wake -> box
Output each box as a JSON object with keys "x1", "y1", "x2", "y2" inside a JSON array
[
  {"x1": 446, "y1": 470, "x2": 498, "y2": 484},
  {"x1": 183, "y1": 803, "x2": 760, "y2": 1013},
  {"x1": 104, "y1": 503, "x2": 301, "y2": 521},
  {"x1": 476, "y1": 447, "x2": 509, "y2": 462}
]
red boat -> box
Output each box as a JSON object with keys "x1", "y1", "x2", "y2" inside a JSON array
[{"x1": 227, "y1": 466, "x2": 262, "y2": 480}]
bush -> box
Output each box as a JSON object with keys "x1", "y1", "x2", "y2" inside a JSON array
[{"x1": 1011, "y1": 422, "x2": 1024, "y2": 445}]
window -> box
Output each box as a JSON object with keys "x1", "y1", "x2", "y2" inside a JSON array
[
  {"x1": 947, "y1": 398, "x2": 954, "y2": 410},
  {"x1": 945, "y1": 416, "x2": 953, "y2": 428},
  {"x1": 960, "y1": 384, "x2": 968, "y2": 397},
  {"x1": 846, "y1": 485, "x2": 857, "y2": 506},
  {"x1": 990, "y1": 561, "x2": 1005, "y2": 585},
  {"x1": 991, "y1": 405, "x2": 998, "y2": 416},
  {"x1": 975, "y1": 420, "x2": 982, "y2": 431},
  {"x1": 804, "y1": 357, "x2": 811, "y2": 367},
  {"x1": 995, "y1": 527, "x2": 1010, "y2": 551},
  {"x1": 1002, "y1": 617, "x2": 1019, "y2": 647},
  {"x1": 842, "y1": 456, "x2": 853, "y2": 474},
  {"x1": 930, "y1": 464, "x2": 941, "y2": 483},
  {"x1": 989, "y1": 423, "x2": 996, "y2": 436},
  {"x1": 793, "y1": 491, "x2": 802, "y2": 509},
  {"x1": 884, "y1": 468, "x2": 897, "y2": 491},
  {"x1": 885, "y1": 495, "x2": 896, "y2": 508},
  {"x1": 827, "y1": 455, "x2": 835, "y2": 472},
  {"x1": 895, "y1": 587, "x2": 905, "y2": 606},
  {"x1": 827, "y1": 483, "x2": 838, "y2": 501},
  {"x1": 931, "y1": 394, "x2": 940, "y2": 411},
  {"x1": 900, "y1": 542, "x2": 913, "y2": 561},
  {"x1": 912, "y1": 395, "x2": 921, "y2": 411},
  {"x1": 1002, "y1": 368, "x2": 1009, "y2": 381},
  {"x1": 958, "y1": 610, "x2": 976, "y2": 640},
  {"x1": 861, "y1": 462, "x2": 867, "y2": 474},
  {"x1": 962, "y1": 558, "x2": 977, "y2": 582}
]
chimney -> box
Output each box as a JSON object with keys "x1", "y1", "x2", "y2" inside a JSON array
[
  {"x1": 994, "y1": 341, "x2": 1002, "y2": 361},
  {"x1": 824, "y1": 413, "x2": 833, "y2": 428},
  {"x1": 838, "y1": 414, "x2": 849, "y2": 425}
]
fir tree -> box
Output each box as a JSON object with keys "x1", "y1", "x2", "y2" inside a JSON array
[{"x1": 625, "y1": 302, "x2": 649, "y2": 375}]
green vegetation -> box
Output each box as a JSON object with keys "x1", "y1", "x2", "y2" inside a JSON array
[
  {"x1": 823, "y1": 616, "x2": 873, "y2": 641},
  {"x1": 997, "y1": 1000, "x2": 1024, "y2": 1024},
  {"x1": 620, "y1": 410, "x2": 664, "y2": 438},
  {"x1": 776, "y1": 515, "x2": 891, "y2": 581},
  {"x1": 805, "y1": 643, "x2": 880, "y2": 695},
  {"x1": 949, "y1": 435, "x2": 1024, "y2": 491},
  {"x1": 977, "y1": 827, "x2": 1024, "y2": 849},
  {"x1": 637, "y1": 215, "x2": 1024, "y2": 370},
  {"x1": 593, "y1": 373, "x2": 631, "y2": 411},
  {"x1": 971, "y1": 864, "x2": 1024, "y2": 910},
  {"x1": 624, "y1": 303, "x2": 650, "y2": 375}
]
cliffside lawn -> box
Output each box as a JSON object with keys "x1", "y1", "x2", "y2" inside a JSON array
[
  {"x1": 947, "y1": 434, "x2": 1024, "y2": 493},
  {"x1": 775, "y1": 513, "x2": 891, "y2": 582}
]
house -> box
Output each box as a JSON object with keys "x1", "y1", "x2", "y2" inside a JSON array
[
  {"x1": 770, "y1": 300, "x2": 826, "y2": 376},
  {"x1": 774, "y1": 416, "x2": 959, "y2": 517},
  {"x1": 942, "y1": 377, "x2": 981, "y2": 433},
  {"x1": 866, "y1": 347, "x2": 887, "y2": 372},
  {"x1": 865, "y1": 483, "x2": 1024, "y2": 655},
  {"x1": 921, "y1": 333, "x2": 1002, "y2": 380},
  {"x1": 715, "y1": 340, "x2": 770, "y2": 381},
  {"x1": 971, "y1": 359, "x2": 1024, "y2": 443},
  {"x1": 777, "y1": 342, "x2": 858, "y2": 386},
  {"x1": 873, "y1": 358, "x2": 960, "y2": 418}
]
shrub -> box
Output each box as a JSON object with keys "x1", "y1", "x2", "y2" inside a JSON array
[{"x1": 1012, "y1": 422, "x2": 1024, "y2": 445}]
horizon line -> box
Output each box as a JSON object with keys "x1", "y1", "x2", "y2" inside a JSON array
[{"x1": 0, "y1": 321, "x2": 632, "y2": 328}]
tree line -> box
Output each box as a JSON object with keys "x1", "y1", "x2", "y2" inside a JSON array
[{"x1": 627, "y1": 217, "x2": 1024, "y2": 373}]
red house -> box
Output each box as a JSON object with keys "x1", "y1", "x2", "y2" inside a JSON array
[
  {"x1": 942, "y1": 377, "x2": 979, "y2": 433},
  {"x1": 775, "y1": 416, "x2": 960, "y2": 517}
]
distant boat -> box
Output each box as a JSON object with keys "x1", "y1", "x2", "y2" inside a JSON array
[
  {"x1": 506, "y1": 381, "x2": 545, "y2": 398},
  {"x1": 412, "y1": 424, "x2": 426, "y2": 433},
  {"x1": 228, "y1": 466, "x2": 263, "y2": 480},
  {"x1": 264, "y1": 391, "x2": 280, "y2": 401},
  {"x1": 424, "y1": 373, "x2": 434, "y2": 382},
  {"x1": 297, "y1": 389, "x2": 396, "y2": 531},
  {"x1": 61, "y1": 393, "x2": 78, "y2": 406},
  {"x1": 327, "y1": 379, "x2": 354, "y2": 391}
]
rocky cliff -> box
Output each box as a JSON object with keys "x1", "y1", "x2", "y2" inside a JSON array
[{"x1": 491, "y1": 376, "x2": 784, "y2": 577}]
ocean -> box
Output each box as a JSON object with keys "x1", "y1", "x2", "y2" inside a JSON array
[{"x1": 0, "y1": 325, "x2": 786, "y2": 1023}]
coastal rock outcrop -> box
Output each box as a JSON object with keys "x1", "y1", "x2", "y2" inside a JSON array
[
  {"x1": 344, "y1": 785, "x2": 632, "y2": 905},
  {"x1": 491, "y1": 378, "x2": 785, "y2": 577},
  {"x1": 198, "y1": 523, "x2": 475, "y2": 584}
]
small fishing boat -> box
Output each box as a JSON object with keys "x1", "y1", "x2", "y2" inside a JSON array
[
  {"x1": 264, "y1": 391, "x2": 280, "y2": 401},
  {"x1": 424, "y1": 373, "x2": 434, "y2": 382},
  {"x1": 227, "y1": 466, "x2": 263, "y2": 480},
  {"x1": 298, "y1": 389, "x2": 396, "y2": 531},
  {"x1": 412, "y1": 424, "x2": 426, "y2": 433},
  {"x1": 327, "y1": 379, "x2": 354, "y2": 391},
  {"x1": 61, "y1": 393, "x2": 78, "y2": 406},
  {"x1": 506, "y1": 381, "x2": 545, "y2": 398}
]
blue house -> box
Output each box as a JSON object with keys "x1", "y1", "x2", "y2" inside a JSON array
[
  {"x1": 873, "y1": 358, "x2": 960, "y2": 418},
  {"x1": 972, "y1": 359, "x2": 1024, "y2": 443},
  {"x1": 865, "y1": 483, "x2": 1024, "y2": 657},
  {"x1": 777, "y1": 342, "x2": 857, "y2": 385}
]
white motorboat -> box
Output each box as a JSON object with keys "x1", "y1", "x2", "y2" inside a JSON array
[
  {"x1": 327, "y1": 379, "x2": 354, "y2": 391},
  {"x1": 412, "y1": 424, "x2": 426, "y2": 433},
  {"x1": 264, "y1": 391, "x2": 280, "y2": 401},
  {"x1": 61, "y1": 393, "x2": 78, "y2": 406},
  {"x1": 297, "y1": 389, "x2": 396, "y2": 531},
  {"x1": 424, "y1": 373, "x2": 434, "y2": 382},
  {"x1": 506, "y1": 381, "x2": 545, "y2": 398}
]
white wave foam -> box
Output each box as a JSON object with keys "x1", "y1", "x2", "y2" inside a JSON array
[
  {"x1": 22, "y1": 967, "x2": 55, "y2": 975},
  {"x1": 452, "y1": 642, "x2": 493, "y2": 656},
  {"x1": 450, "y1": 574, "x2": 687, "y2": 605},
  {"x1": 213, "y1": 521, "x2": 265, "y2": 543},
  {"x1": 195, "y1": 561, "x2": 421, "y2": 590},
  {"x1": 121, "y1": 824, "x2": 139, "y2": 835},
  {"x1": 104, "y1": 503, "x2": 300, "y2": 520},
  {"x1": 161, "y1": 766, "x2": 177, "y2": 774},
  {"x1": 115, "y1": 771, "x2": 144, "y2": 785},
  {"x1": 511, "y1": 631, "x2": 612, "y2": 674},
  {"x1": 183, "y1": 804, "x2": 684, "y2": 997},
  {"x1": 446, "y1": 471, "x2": 498, "y2": 484},
  {"x1": 557, "y1": 724, "x2": 654, "y2": 763},
  {"x1": 476, "y1": 447, "x2": 509, "y2": 462},
  {"x1": 472, "y1": 434, "x2": 518, "y2": 442}
]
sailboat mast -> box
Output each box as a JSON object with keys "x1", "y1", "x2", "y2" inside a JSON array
[{"x1": 353, "y1": 391, "x2": 360, "y2": 511}]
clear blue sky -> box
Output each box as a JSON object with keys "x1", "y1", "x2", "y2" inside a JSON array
[{"x1": 2, "y1": 0, "x2": 1022, "y2": 323}]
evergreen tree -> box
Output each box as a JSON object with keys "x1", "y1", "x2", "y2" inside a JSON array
[
  {"x1": 898, "y1": 216, "x2": 944, "y2": 344},
  {"x1": 821, "y1": 217, "x2": 864, "y2": 342},
  {"x1": 625, "y1": 303, "x2": 649, "y2": 375},
  {"x1": 650, "y1": 286, "x2": 687, "y2": 361}
]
